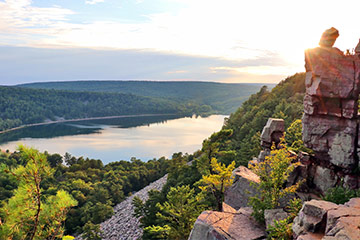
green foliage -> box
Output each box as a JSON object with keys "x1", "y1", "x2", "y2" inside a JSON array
[
  {"x1": 286, "y1": 119, "x2": 312, "y2": 153},
  {"x1": 196, "y1": 158, "x2": 235, "y2": 211},
  {"x1": 323, "y1": 186, "x2": 360, "y2": 204},
  {"x1": 266, "y1": 217, "x2": 293, "y2": 240},
  {"x1": 143, "y1": 225, "x2": 171, "y2": 239},
  {"x1": 82, "y1": 221, "x2": 102, "y2": 240},
  {"x1": 0, "y1": 146, "x2": 77, "y2": 240},
  {"x1": 286, "y1": 198, "x2": 303, "y2": 220},
  {"x1": 249, "y1": 141, "x2": 303, "y2": 223},
  {"x1": 146, "y1": 185, "x2": 204, "y2": 240},
  {"x1": 222, "y1": 73, "x2": 305, "y2": 165},
  {"x1": 19, "y1": 80, "x2": 269, "y2": 114},
  {"x1": 266, "y1": 198, "x2": 302, "y2": 240}
]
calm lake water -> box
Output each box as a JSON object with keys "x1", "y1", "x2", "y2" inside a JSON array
[{"x1": 0, "y1": 115, "x2": 226, "y2": 164}]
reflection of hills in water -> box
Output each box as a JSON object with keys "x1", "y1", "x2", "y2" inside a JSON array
[{"x1": 0, "y1": 114, "x2": 184, "y2": 145}]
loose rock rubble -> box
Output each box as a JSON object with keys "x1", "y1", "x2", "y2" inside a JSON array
[
  {"x1": 100, "y1": 174, "x2": 168, "y2": 240},
  {"x1": 76, "y1": 174, "x2": 168, "y2": 240}
]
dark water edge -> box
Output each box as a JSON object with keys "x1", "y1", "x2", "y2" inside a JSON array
[
  {"x1": 0, "y1": 114, "x2": 225, "y2": 163},
  {"x1": 0, "y1": 114, "x2": 185, "y2": 145}
]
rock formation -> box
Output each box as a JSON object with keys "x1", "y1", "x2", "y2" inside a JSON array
[
  {"x1": 292, "y1": 198, "x2": 360, "y2": 239},
  {"x1": 188, "y1": 206, "x2": 266, "y2": 240},
  {"x1": 302, "y1": 27, "x2": 360, "y2": 192}
]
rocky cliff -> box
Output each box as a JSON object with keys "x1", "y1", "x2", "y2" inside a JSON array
[{"x1": 189, "y1": 28, "x2": 360, "y2": 240}]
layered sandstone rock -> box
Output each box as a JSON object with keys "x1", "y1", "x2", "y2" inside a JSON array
[
  {"x1": 188, "y1": 209, "x2": 266, "y2": 240},
  {"x1": 302, "y1": 28, "x2": 360, "y2": 193},
  {"x1": 293, "y1": 198, "x2": 360, "y2": 240}
]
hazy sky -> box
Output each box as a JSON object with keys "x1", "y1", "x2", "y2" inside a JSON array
[{"x1": 1, "y1": 0, "x2": 360, "y2": 85}]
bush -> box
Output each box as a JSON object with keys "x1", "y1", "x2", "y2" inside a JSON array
[
  {"x1": 249, "y1": 140, "x2": 303, "y2": 223},
  {"x1": 323, "y1": 186, "x2": 360, "y2": 204}
]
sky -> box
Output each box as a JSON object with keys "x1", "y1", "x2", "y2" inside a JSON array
[{"x1": 1, "y1": 0, "x2": 360, "y2": 85}]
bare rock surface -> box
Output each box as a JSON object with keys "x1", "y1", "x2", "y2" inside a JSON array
[
  {"x1": 224, "y1": 166, "x2": 259, "y2": 210},
  {"x1": 293, "y1": 198, "x2": 360, "y2": 240},
  {"x1": 188, "y1": 210, "x2": 266, "y2": 240},
  {"x1": 264, "y1": 209, "x2": 289, "y2": 230}
]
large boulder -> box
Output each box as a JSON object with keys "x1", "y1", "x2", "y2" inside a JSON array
[
  {"x1": 260, "y1": 118, "x2": 284, "y2": 148},
  {"x1": 188, "y1": 210, "x2": 266, "y2": 240},
  {"x1": 292, "y1": 200, "x2": 338, "y2": 237},
  {"x1": 224, "y1": 166, "x2": 260, "y2": 210}
]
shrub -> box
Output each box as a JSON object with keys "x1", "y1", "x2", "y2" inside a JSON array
[
  {"x1": 249, "y1": 140, "x2": 303, "y2": 223},
  {"x1": 323, "y1": 186, "x2": 360, "y2": 204}
]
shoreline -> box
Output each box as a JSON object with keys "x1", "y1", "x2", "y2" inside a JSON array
[{"x1": 0, "y1": 113, "x2": 179, "y2": 135}]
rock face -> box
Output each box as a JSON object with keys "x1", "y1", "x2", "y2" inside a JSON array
[
  {"x1": 293, "y1": 198, "x2": 360, "y2": 240},
  {"x1": 188, "y1": 209, "x2": 266, "y2": 240},
  {"x1": 258, "y1": 118, "x2": 285, "y2": 162},
  {"x1": 224, "y1": 166, "x2": 260, "y2": 210},
  {"x1": 302, "y1": 28, "x2": 360, "y2": 192}
]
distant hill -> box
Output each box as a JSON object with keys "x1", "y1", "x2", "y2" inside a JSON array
[
  {"x1": 18, "y1": 81, "x2": 275, "y2": 114},
  {"x1": 0, "y1": 86, "x2": 209, "y2": 131}
]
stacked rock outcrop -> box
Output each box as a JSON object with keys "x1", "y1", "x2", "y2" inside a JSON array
[
  {"x1": 257, "y1": 118, "x2": 285, "y2": 162},
  {"x1": 302, "y1": 27, "x2": 360, "y2": 192}
]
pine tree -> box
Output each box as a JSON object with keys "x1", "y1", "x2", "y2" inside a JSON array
[{"x1": 0, "y1": 145, "x2": 77, "y2": 240}]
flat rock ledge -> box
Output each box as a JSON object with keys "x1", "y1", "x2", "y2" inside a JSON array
[
  {"x1": 76, "y1": 174, "x2": 168, "y2": 240},
  {"x1": 188, "y1": 208, "x2": 266, "y2": 240}
]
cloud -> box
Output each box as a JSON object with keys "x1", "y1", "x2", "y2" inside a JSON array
[
  {"x1": 0, "y1": 0, "x2": 74, "y2": 43},
  {"x1": 0, "y1": 46, "x2": 288, "y2": 85},
  {"x1": 85, "y1": 0, "x2": 105, "y2": 5}
]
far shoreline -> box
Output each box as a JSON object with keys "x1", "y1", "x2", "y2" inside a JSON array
[{"x1": 0, "y1": 113, "x2": 179, "y2": 135}]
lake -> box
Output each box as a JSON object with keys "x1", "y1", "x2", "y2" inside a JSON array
[{"x1": 0, "y1": 114, "x2": 226, "y2": 164}]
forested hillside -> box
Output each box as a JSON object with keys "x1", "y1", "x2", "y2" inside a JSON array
[
  {"x1": 0, "y1": 73, "x2": 305, "y2": 239},
  {"x1": 0, "y1": 86, "x2": 211, "y2": 131},
  {"x1": 18, "y1": 81, "x2": 272, "y2": 114},
  {"x1": 133, "y1": 72, "x2": 306, "y2": 239}
]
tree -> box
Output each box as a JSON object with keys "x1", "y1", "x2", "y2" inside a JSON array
[
  {"x1": 0, "y1": 145, "x2": 77, "y2": 240},
  {"x1": 196, "y1": 158, "x2": 235, "y2": 211},
  {"x1": 145, "y1": 185, "x2": 204, "y2": 240}
]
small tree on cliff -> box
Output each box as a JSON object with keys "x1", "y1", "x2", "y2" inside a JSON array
[
  {"x1": 249, "y1": 140, "x2": 303, "y2": 223},
  {"x1": 0, "y1": 145, "x2": 77, "y2": 240},
  {"x1": 196, "y1": 158, "x2": 235, "y2": 211}
]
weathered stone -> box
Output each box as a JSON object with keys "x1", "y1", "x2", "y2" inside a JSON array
[
  {"x1": 326, "y1": 216, "x2": 360, "y2": 240},
  {"x1": 224, "y1": 166, "x2": 259, "y2": 210},
  {"x1": 344, "y1": 198, "x2": 360, "y2": 209},
  {"x1": 319, "y1": 27, "x2": 339, "y2": 48},
  {"x1": 296, "y1": 232, "x2": 325, "y2": 240},
  {"x1": 292, "y1": 200, "x2": 338, "y2": 237},
  {"x1": 302, "y1": 114, "x2": 357, "y2": 169},
  {"x1": 303, "y1": 95, "x2": 342, "y2": 117},
  {"x1": 355, "y1": 39, "x2": 360, "y2": 55},
  {"x1": 257, "y1": 149, "x2": 270, "y2": 162},
  {"x1": 313, "y1": 166, "x2": 338, "y2": 193},
  {"x1": 260, "y1": 118, "x2": 284, "y2": 147},
  {"x1": 326, "y1": 206, "x2": 360, "y2": 234},
  {"x1": 264, "y1": 209, "x2": 289, "y2": 229},
  {"x1": 222, "y1": 202, "x2": 236, "y2": 213},
  {"x1": 305, "y1": 47, "x2": 357, "y2": 99},
  {"x1": 188, "y1": 211, "x2": 266, "y2": 240},
  {"x1": 343, "y1": 175, "x2": 358, "y2": 189}
]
